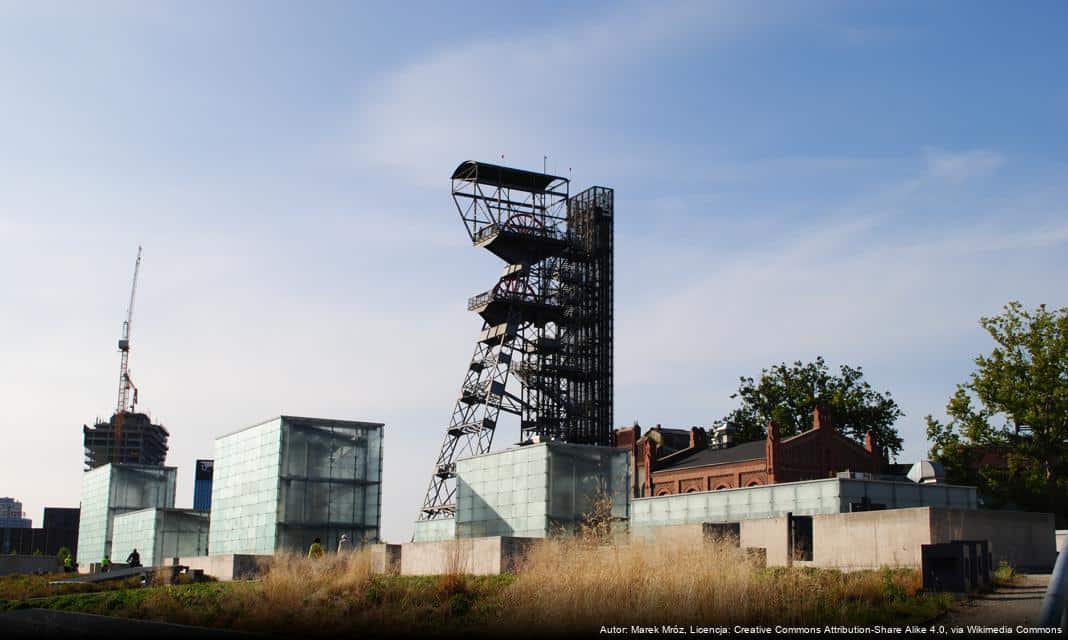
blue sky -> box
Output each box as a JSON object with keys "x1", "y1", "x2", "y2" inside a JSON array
[{"x1": 1, "y1": 1, "x2": 1066, "y2": 542}]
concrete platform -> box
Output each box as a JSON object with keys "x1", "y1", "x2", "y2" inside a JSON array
[
  {"x1": 396, "y1": 536, "x2": 536, "y2": 576},
  {"x1": 179, "y1": 554, "x2": 272, "y2": 581}
]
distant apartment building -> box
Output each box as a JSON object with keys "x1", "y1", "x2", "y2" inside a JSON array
[
  {"x1": 0, "y1": 507, "x2": 80, "y2": 558},
  {"x1": 0, "y1": 497, "x2": 31, "y2": 528}
]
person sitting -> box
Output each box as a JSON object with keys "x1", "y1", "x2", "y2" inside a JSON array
[
  {"x1": 126, "y1": 548, "x2": 141, "y2": 568},
  {"x1": 308, "y1": 537, "x2": 324, "y2": 560}
]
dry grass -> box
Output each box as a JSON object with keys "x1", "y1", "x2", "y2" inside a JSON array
[
  {"x1": 501, "y1": 538, "x2": 939, "y2": 632},
  {"x1": 2, "y1": 540, "x2": 951, "y2": 635}
]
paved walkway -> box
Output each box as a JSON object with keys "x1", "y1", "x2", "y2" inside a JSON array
[{"x1": 945, "y1": 574, "x2": 1050, "y2": 627}]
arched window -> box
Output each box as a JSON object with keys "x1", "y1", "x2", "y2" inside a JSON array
[
  {"x1": 746, "y1": 480, "x2": 762, "y2": 487},
  {"x1": 685, "y1": 488, "x2": 698, "y2": 493},
  {"x1": 714, "y1": 484, "x2": 728, "y2": 491},
  {"x1": 656, "y1": 489, "x2": 671, "y2": 497}
]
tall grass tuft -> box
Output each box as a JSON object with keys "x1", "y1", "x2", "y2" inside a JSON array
[{"x1": 500, "y1": 538, "x2": 937, "y2": 632}]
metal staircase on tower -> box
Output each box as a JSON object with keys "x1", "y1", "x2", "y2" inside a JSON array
[{"x1": 419, "y1": 161, "x2": 614, "y2": 521}]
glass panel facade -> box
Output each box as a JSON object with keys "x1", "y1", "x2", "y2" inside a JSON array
[
  {"x1": 76, "y1": 465, "x2": 112, "y2": 564},
  {"x1": 630, "y1": 478, "x2": 979, "y2": 534},
  {"x1": 209, "y1": 418, "x2": 284, "y2": 556},
  {"x1": 452, "y1": 442, "x2": 629, "y2": 539},
  {"x1": 277, "y1": 417, "x2": 383, "y2": 552},
  {"x1": 112, "y1": 508, "x2": 210, "y2": 567},
  {"x1": 76, "y1": 464, "x2": 177, "y2": 564},
  {"x1": 210, "y1": 416, "x2": 383, "y2": 556},
  {"x1": 111, "y1": 507, "x2": 158, "y2": 566},
  {"x1": 412, "y1": 518, "x2": 456, "y2": 542}
]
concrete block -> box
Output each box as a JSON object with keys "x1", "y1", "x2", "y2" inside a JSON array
[
  {"x1": 179, "y1": 554, "x2": 271, "y2": 581},
  {"x1": 929, "y1": 508, "x2": 1055, "y2": 571},
  {"x1": 811, "y1": 507, "x2": 931, "y2": 570},
  {"x1": 399, "y1": 536, "x2": 536, "y2": 576},
  {"x1": 370, "y1": 544, "x2": 401, "y2": 575},
  {"x1": 740, "y1": 517, "x2": 790, "y2": 566},
  {"x1": 922, "y1": 542, "x2": 973, "y2": 592},
  {"x1": 0, "y1": 556, "x2": 60, "y2": 576}
]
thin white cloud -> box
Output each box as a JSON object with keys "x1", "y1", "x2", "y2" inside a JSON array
[
  {"x1": 349, "y1": 0, "x2": 789, "y2": 185},
  {"x1": 924, "y1": 148, "x2": 1005, "y2": 180}
]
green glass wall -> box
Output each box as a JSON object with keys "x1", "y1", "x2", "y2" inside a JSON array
[
  {"x1": 414, "y1": 442, "x2": 629, "y2": 541},
  {"x1": 209, "y1": 418, "x2": 283, "y2": 555},
  {"x1": 112, "y1": 508, "x2": 209, "y2": 567},
  {"x1": 76, "y1": 464, "x2": 177, "y2": 564},
  {"x1": 210, "y1": 416, "x2": 383, "y2": 556},
  {"x1": 629, "y1": 477, "x2": 979, "y2": 535}
]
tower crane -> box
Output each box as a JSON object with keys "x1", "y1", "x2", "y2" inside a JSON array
[{"x1": 113, "y1": 246, "x2": 142, "y2": 463}]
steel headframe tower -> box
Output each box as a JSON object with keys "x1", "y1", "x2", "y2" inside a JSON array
[{"x1": 419, "y1": 161, "x2": 614, "y2": 520}]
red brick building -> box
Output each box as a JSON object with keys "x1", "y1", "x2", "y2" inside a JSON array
[{"x1": 614, "y1": 407, "x2": 882, "y2": 497}]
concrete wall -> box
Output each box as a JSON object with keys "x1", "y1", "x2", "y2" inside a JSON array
[
  {"x1": 810, "y1": 508, "x2": 932, "y2": 571},
  {"x1": 1057, "y1": 530, "x2": 1066, "y2": 554},
  {"x1": 370, "y1": 544, "x2": 401, "y2": 575},
  {"x1": 0, "y1": 555, "x2": 60, "y2": 576},
  {"x1": 397, "y1": 537, "x2": 535, "y2": 576},
  {"x1": 634, "y1": 519, "x2": 790, "y2": 566},
  {"x1": 740, "y1": 517, "x2": 790, "y2": 566},
  {"x1": 632, "y1": 507, "x2": 1056, "y2": 572},
  {"x1": 179, "y1": 554, "x2": 272, "y2": 581},
  {"x1": 928, "y1": 508, "x2": 1055, "y2": 571}
]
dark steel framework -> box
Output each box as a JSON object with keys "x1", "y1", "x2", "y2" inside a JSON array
[{"x1": 420, "y1": 161, "x2": 614, "y2": 520}]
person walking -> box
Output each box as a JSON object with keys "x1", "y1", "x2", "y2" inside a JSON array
[
  {"x1": 308, "y1": 537, "x2": 324, "y2": 560},
  {"x1": 337, "y1": 534, "x2": 352, "y2": 554},
  {"x1": 100, "y1": 554, "x2": 111, "y2": 573},
  {"x1": 63, "y1": 555, "x2": 73, "y2": 573}
]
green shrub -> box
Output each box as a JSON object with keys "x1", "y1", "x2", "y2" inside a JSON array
[{"x1": 993, "y1": 561, "x2": 1015, "y2": 584}]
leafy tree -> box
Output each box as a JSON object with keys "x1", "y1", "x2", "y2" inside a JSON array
[
  {"x1": 723, "y1": 356, "x2": 904, "y2": 459},
  {"x1": 926, "y1": 301, "x2": 1068, "y2": 525},
  {"x1": 56, "y1": 546, "x2": 72, "y2": 562}
]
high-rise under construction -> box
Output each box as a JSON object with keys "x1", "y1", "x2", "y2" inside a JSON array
[{"x1": 83, "y1": 247, "x2": 169, "y2": 469}]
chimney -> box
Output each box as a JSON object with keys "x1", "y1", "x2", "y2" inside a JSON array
[
  {"x1": 812, "y1": 405, "x2": 832, "y2": 431},
  {"x1": 765, "y1": 421, "x2": 781, "y2": 483},
  {"x1": 864, "y1": 431, "x2": 882, "y2": 473},
  {"x1": 689, "y1": 427, "x2": 707, "y2": 451},
  {"x1": 641, "y1": 438, "x2": 656, "y2": 496}
]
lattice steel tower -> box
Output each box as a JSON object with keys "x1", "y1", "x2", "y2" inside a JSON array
[{"x1": 420, "y1": 161, "x2": 614, "y2": 520}]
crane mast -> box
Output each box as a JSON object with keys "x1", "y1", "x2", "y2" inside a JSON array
[{"x1": 113, "y1": 247, "x2": 142, "y2": 463}]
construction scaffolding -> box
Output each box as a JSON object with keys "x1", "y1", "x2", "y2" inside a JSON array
[
  {"x1": 83, "y1": 413, "x2": 169, "y2": 470},
  {"x1": 419, "y1": 161, "x2": 614, "y2": 520}
]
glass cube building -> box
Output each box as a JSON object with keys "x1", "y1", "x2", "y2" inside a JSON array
[
  {"x1": 111, "y1": 508, "x2": 209, "y2": 566},
  {"x1": 209, "y1": 415, "x2": 383, "y2": 556},
  {"x1": 413, "y1": 442, "x2": 629, "y2": 541},
  {"x1": 76, "y1": 463, "x2": 177, "y2": 564}
]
